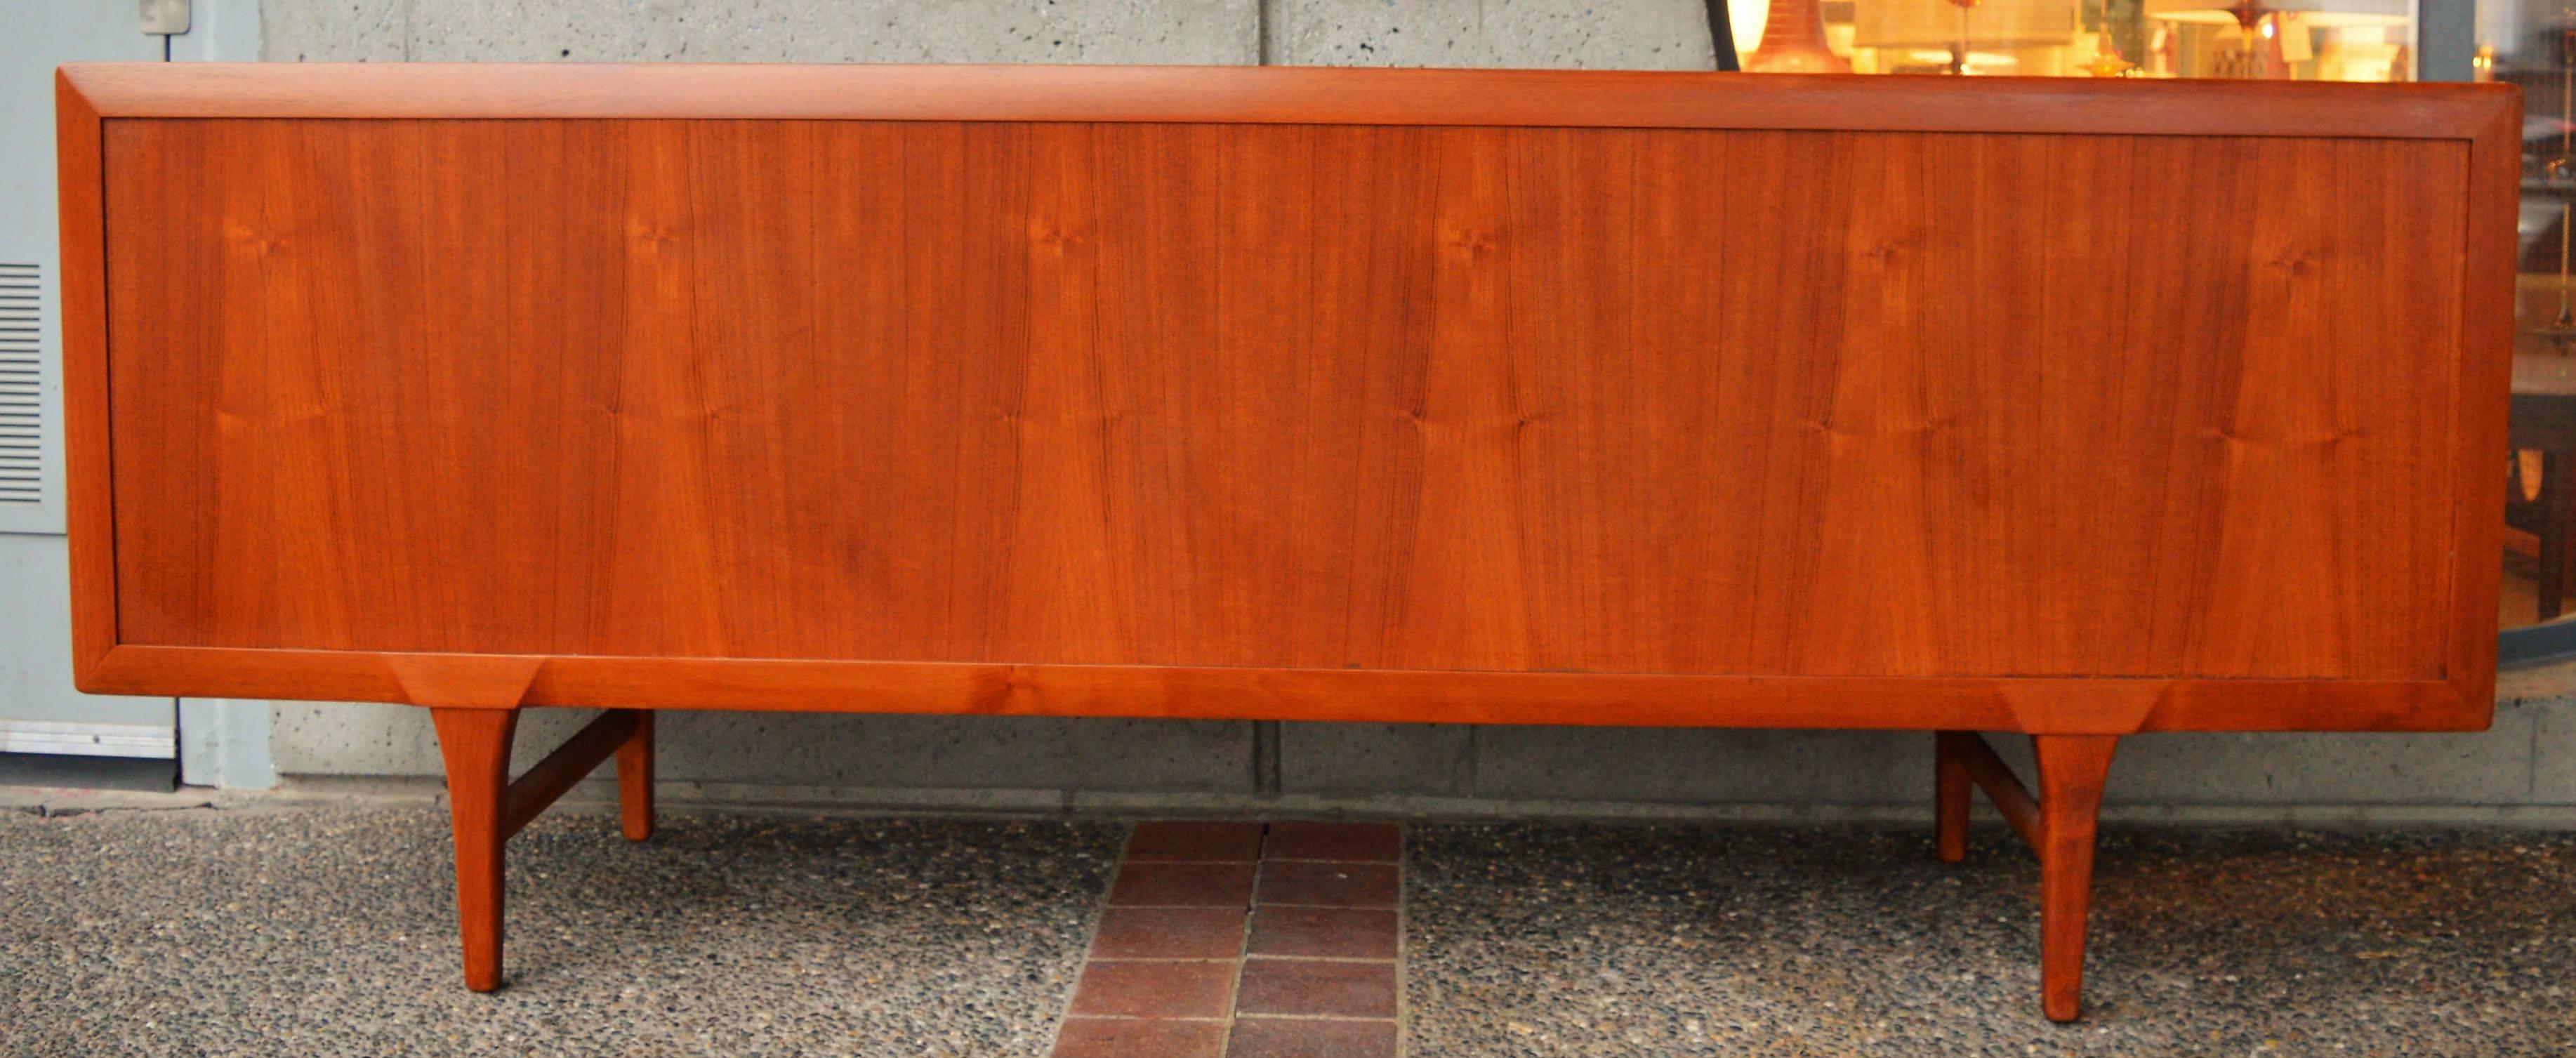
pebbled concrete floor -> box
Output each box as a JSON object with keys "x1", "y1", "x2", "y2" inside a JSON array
[
  {"x1": 4, "y1": 800, "x2": 2574, "y2": 1056},
  {"x1": 1407, "y1": 826, "x2": 2576, "y2": 1057},
  {"x1": 0, "y1": 805, "x2": 1121, "y2": 1058}
]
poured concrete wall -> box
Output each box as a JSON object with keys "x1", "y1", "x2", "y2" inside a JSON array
[{"x1": 241, "y1": 0, "x2": 2576, "y2": 820}]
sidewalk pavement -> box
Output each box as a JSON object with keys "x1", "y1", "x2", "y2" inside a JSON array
[{"x1": 4, "y1": 794, "x2": 2571, "y2": 1056}]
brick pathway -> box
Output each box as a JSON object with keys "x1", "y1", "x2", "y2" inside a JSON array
[{"x1": 1050, "y1": 821, "x2": 1403, "y2": 1058}]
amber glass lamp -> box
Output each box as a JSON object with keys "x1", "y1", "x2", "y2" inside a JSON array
[{"x1": 1738, "y1": 0, "x2": 1854, "y2": 72}]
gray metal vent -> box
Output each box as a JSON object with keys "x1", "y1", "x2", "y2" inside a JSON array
[{"x1": 0, "y1": 262, "x2": 38, "y2": 507}]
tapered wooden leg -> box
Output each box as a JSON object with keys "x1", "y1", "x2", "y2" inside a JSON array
[
  {"x1": 616, "y1": 711, "x2": 654, "y2": 842},
  {"x1": 1934, "y1": 731, "x2": 1973, "y2": 863},
  {"x1": 2032, "y1": 734, "x2": 2118, "y2": 1023},
  {"x1": 430, "y1": 707, "x2": 518, "y2": 993}
]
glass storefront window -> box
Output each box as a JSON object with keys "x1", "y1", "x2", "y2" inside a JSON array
[
  {"x1": 2482, "y1": 4, "x2": 2576, "y2": 633},
  {"x1": 1729, "y1": 1, "x2": 2417, "y2": 81}
]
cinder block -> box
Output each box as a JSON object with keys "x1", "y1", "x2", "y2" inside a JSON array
[
  {"x1": 2525, "y1": 694, "x2": 2576, "y2": 805},
  {"x1": 391, "y1": 0, "x2": 1257, "y2": 64},
  {"x1": 1470, "y1": 727, "x2": 1931, "y2": 805},
  {"x1": 1277, "y1": 722, "x2": 1472, "y2": 796},
  {"x1": 1978, "y1": 710, "x2": 2541, "y2": 807},
  {"x1": 272, "y1": 704, "x2": 1255, "y2": 793},
  {"x1": 270, "y1": 701, "x2": 598, "y2": 776},
  {"x1": 260, "y1": 0, "x2": 407, "y2": 61},
  {"x1": 1271, "y1": 0, "x2": 1719, "y2": 69}
]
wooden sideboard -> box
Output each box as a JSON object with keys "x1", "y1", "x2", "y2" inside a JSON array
[{"x1": 57, "y1": 62, "x2": 2518, "y2": 1021}]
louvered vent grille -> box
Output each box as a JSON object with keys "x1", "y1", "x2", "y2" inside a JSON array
[{"x1": 0, "y1": 262, "x2": 38, "y2": 506}]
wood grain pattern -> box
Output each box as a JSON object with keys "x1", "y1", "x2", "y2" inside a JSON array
[
  {"x1": 98, "y1": 119, "x2": 2469, "y2": 677},
  {"x1": 55, "y1": 70, "x2": 113, "y2": 678},
  {"x1": 2452, "y1": 101, "x2": 2525, "y2": 711},
  {"x1": 75, "y1": 644, "x2": 2481, "y2": 733},
  {"x1": 60, "y1": 65, "x2": 2516, "y2": 736},
  {"x1": 54, "y1": 62, "x2": 2507, "y2": 140}
]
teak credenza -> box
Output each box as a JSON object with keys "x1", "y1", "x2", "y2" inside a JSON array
[{"x1": 58, "y1": 63, "x2": 2517, "y2": 1021}]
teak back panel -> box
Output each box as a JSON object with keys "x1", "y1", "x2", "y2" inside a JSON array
[{"x1": 101, "y1": 117, "x2": 2466, "y2": 680}]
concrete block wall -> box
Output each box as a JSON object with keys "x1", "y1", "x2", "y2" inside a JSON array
[
  {"x1": 244, "y1": 0, "x2": 2576, "y2": 821},
  {"x1": 258, "y1": 0, "x2": 1251, "y2": 63}
]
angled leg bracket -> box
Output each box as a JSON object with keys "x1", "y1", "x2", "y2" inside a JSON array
[
  {"x1": 1937, "y1": 730, "x2": 2044, "y2": 857},
  {"x1": 1934, "y1": 730, "x2": 2119, "y2": 1023}
]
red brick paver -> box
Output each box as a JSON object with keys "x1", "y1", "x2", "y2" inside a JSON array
[
  {"x1": 1225, "y1": 1016, "x2": 1399, "y2": 1058},
  {"x1": 1248, "y1": 906, "x2": 1400, "y2": 960},
  {"x1": 1048, "y1": 821, "x2": 1405, "y2": 1058},
  {"x1": 1256, "y1": 861, "x2": 1400, "y2": 908},
  {"x1": 1093, "y1": 906, "x2": 1256, "y2": 960},
  {"x1": 1236, "y1": 957, "x2": 1400, "y2": 1018},
  {"x1": 1067, "y1": 960, "x2": 1238, "y2": 1019},
  {"x1": 1109, "y1": 861, "x2": 1260, "y2": 907},
  {"x1": 1054, "y1": 1017, "x2": 1230, "y2": 1058}
]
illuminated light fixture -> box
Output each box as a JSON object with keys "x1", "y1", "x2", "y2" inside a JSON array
[
  {"x1": 1737, "y1": 0, "x2": 1854, "y2": 72},
  {"x1": 2142, "y1": 0, "x2": 2407, "y2": 29},
  {"x1": 2144, "y1": 0, "x2": 2408, "y2": 77},
  {"x1": 1851, "y1": 0, "x2": 2082, "y2": 74}
]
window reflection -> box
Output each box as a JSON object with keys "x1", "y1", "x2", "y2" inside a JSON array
[
  {"x1": 1731, "y1": 1, "x2": 2415, "y2": 81},
  {"x1": 2488, "y1": 6, "x2": 2576, "y2": 628}
]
